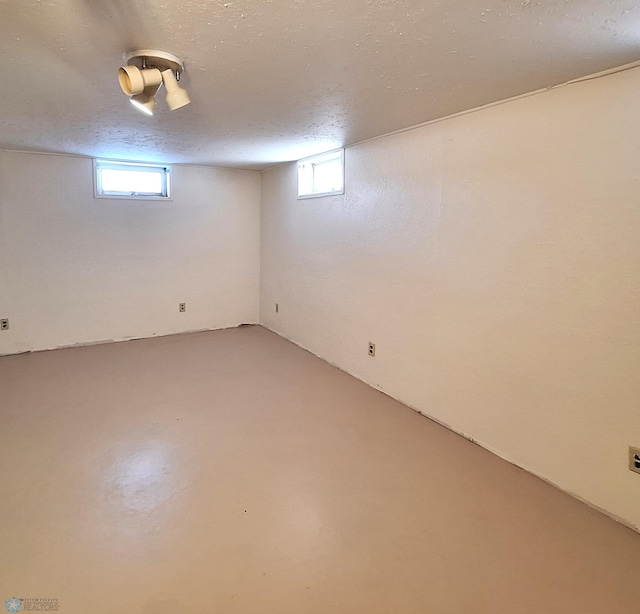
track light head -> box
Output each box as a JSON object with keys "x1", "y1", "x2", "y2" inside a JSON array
[
  {"x1": 161, "y1": 69, "x2": 191, "y2": 111},
  {"x1": 118, "y1": 50, "x2": 190, "y2": 114},
  {"x1": 129, "y1": 83, "x2": 162, "y2": 115},
  {"x1": 130, "y1": 96, "x2": 154, "y2": 115},
  {"x1": 118, "y1": 66, "x2": 161, "y2": 96}
]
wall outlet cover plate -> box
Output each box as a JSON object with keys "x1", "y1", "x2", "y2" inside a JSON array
[{"x1": 629, "y1": 447, "x2": 640, "y2": 474}]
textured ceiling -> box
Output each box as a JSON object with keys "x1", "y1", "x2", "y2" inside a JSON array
[{"x1": 1, "y1": 0, "x2": 639, "y2": 169}]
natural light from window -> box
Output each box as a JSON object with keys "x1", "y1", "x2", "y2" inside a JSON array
[
  {"x1": 94, "y1": 160, "x2": 171, "y2": 199},
  {"x1": 297, "y1": 149, "x2": 344, "y2": 198}
]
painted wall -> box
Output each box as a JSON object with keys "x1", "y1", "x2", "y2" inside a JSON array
[
  {"x1": 0, "y1": 151, "x2": 260, "y2": 355},
  {"x1": 260, "y1": 68, "x2": 640, "y2": 530}
]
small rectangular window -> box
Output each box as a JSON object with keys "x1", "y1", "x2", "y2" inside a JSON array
[
  {"x1": 297, "y1": 149, "x2": 344, "y2": 198},
  {"x1": 94, "y1": 160, "x2": 171, "y2": 199}
]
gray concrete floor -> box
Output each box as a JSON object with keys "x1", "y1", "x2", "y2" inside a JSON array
[{"x1": 1, "y1": 325, "x2": 639, "y2": 613}]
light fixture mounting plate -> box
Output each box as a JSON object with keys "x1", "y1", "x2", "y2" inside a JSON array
[{"x1": 124, "y1": 49, "x2": 184, "y2": 74}]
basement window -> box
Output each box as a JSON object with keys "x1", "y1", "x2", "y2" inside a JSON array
[
  {"x1": 297, "y1": 149, "x2": 344, "y2": 198},
  {"x1": 94, "y1": 160, "x2": 171, "y2": 199}
]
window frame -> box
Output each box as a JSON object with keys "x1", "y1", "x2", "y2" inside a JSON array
[
  {"x1": 297, "y1": 148, "x2": 345, "y2": 199},
  {"x1": 93, "y1": 159, "x2": 172, "y2": 200}
]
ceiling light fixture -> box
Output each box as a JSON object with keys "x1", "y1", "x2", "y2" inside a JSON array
[
  {"x1": 118, "y1": 50, "x2": 190, "y2": 116},
  {"x1": 130, "y1": 86, "x2": 161, "y2": 116},
  {"x1": 161, "y1": 69, "x2": 191, "y2": 111}
]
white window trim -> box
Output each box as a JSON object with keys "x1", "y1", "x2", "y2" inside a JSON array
[
  {"x1": 297, "y1": 148, "x2": 345, "y2": 199},
  {"x1": 93, "y1": 159, "x2": 172, "y2": 200}
]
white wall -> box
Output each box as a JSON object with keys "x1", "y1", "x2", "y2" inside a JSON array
[
  {"x1": 0, "y1": 151, "x2": 260, "y2": 354},
  {"x1": 260, "y1": 68, "x2": 640, "y2": 530}
]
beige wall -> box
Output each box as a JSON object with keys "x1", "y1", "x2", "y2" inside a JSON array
[
  {"x1": 0, "y1": 151, "x2": 261, "y2": 355},
  {"x1": 260, "y1": 68, "x2": 640, "y2": 530}
]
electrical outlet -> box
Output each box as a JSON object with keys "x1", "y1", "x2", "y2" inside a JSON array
[
  {"x1": 275, "y1": 303, "x2": 279, "y2": 313},
  {"x1": 179, "y1": 303, "x2": 186, "y2": 313},
  {"x1": 629, "y1": 447, "x2": 640, "y2": 475},
  {"x1": 0, "y1": 318, "x2": 8, "y2": 331},
  {"x1": 368, "y1": 342, "x2": 375, "y2": 357}
]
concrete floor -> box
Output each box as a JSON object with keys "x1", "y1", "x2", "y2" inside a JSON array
[{"x1": 1, "y1": 325, "x2": 639, "y2": 613}]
